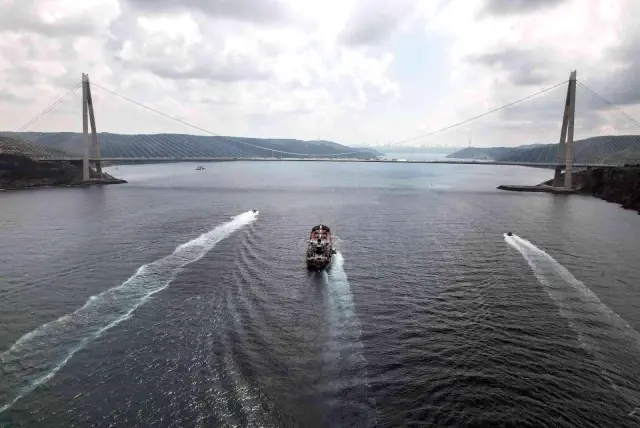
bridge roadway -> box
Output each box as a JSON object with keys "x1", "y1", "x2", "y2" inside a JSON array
[{"x1": 35, "y1": 157, "x2": 612, "y2": 168}]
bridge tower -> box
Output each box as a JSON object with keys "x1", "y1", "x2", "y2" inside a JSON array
[
  {"x1": 81, "y1": 73, "x2": 102, "y2": 181},
  {"x1": 553, "y1": 70, "x2": 577, "y2": 189}
]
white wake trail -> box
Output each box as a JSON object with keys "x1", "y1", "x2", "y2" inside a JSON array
[
  {"x1": 505, "y1": 233, "x2": 640, "y2": 349},
  {"x1": 324, "y1": 252, "x2": 376, "y2": 425},
  {"x1": 325, "y1": 253, "x2": 365, "y2": 369},
  {"x1": 0, "y1": 210, "x2": 259, "y2": 413},
  {"x1": 505, "y1": 233, "x2": 640, "y2": 412}
]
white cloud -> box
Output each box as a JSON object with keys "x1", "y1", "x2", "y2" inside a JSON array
[
  {"x1": 411, "y1": 0, "x2": 639, "y2": 147},
  {"x1": 0, "y1": 0, "x2": 638, "y2": 148},
  {"x1": 339, "y1": 0, "x2": 418, "y2": 46}
]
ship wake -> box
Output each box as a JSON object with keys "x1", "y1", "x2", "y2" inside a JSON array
[
  {"x1": 322, "y1": 252, "x2": 376, "y2": 425},
  {"x1": 0, "y1": 210, "x2": 258, "y2": 413},
  {"x1": 505, "y1": 233, "x2": 640, "y2": 414}
]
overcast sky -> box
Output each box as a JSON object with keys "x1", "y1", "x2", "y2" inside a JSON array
[{"x1": 0, "y1": 0, "x2": 638, "y2": 147}]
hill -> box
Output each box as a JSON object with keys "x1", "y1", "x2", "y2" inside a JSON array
[
  {"x1": 374, "y1": 146, "x2": 462, "y2": 155},
  {"x1": 0, "y1": 132, "x2": 381, "y2": 159},
  {"x1": 443, "y1": 146, "x2": 525, "y2": 160},
  {"x1": 350, "y1": 146, "x2": 386, "y2": 156},
  {"x1": 0, "y1": 136, "x2": 68, "y2": 158},
  {"x1": 446, "y1": 136, "x2": 640, "y2": 165}
]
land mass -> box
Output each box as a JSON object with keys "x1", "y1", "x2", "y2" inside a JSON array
[
  {"x1": 373, "y1": 146, "x2": 462, "y2": 155},
  {"x1": 0, "y1": 132, "x2": 383, "y2": 160},
  {"x1": 0, "y1": 153, "x2": 126, "y2": 190},
  {"x1": 499, "y1": 165, "x2": 640, "y2": 214},
  {"x1": 447, "y1": 136, "x2": 640, "y2": 165},
  {"x1": 549, "y1": 166, "x2": 640, "y2": 213}
]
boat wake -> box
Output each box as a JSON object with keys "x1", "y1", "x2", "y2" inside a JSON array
[
  {"x1": 323, "y1": 252, "x2": 376, "y2": 425},
  {"x1": 505, "y1": 233, "x2": 640, "y2": 412},
  {"x1": 0, "y1": 210, "x2": 259, "y2": 413}
]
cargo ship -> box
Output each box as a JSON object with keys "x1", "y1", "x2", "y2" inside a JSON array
[{"x1": 306, "y1": 225, "x2": 336, "y2": 270}]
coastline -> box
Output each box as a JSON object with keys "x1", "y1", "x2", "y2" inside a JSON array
[
  {"x1": 498, "y1": 166, "x2": 640, "y2": 214},
  {"x1": 0, "y1": 153, "x2": 127, "y2": 191},
  {"x1": 0, "y1": 175, "x2": 127, "y2": 191}
]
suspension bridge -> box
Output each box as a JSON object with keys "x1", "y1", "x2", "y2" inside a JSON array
[{"x1": 1, "y1": 70, "x2": 639, "y2": 192}]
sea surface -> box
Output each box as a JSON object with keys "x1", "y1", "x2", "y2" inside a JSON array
[{"x1": 1, "y1": 161, "x2": 640, "y2": 427}]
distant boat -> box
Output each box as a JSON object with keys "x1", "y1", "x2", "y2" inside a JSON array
[
  {"x1": 306, "y1": 225, "x2": 336, "y2": 270},
  {"x1": 195, "y1": 165, "x2": 205, "y2": 171}
]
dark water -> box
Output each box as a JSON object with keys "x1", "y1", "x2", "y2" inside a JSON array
[{"x1": 1, "y1": 162, "x2": 640, "y2": 427}]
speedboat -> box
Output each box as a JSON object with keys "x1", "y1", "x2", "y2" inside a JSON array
[
  {"x1": 306, "y1": 225, "x2": 336, "y2": 270},
  {"x1": 506, "y1": 232, "x2": 513, "y2": 236}
]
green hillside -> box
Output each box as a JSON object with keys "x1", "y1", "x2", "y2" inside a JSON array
[
  {"x1": 447, "y1": 136, "x2": 640, "y2": 165},
  {"x1": 0, "y1": 136, "x2": 68, "y2": 158},
  {"x1": 0, "y1": 132, "x2": 381, "y2": 159}
]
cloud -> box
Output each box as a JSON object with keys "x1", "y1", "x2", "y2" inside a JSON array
[
  {"x1": 339, "y1": 0, "x2": 417, "y2": 46},
  {"x1": 0, "y1": 0, "x2": 638, "y2": 150},
  {"x1": 112, "y1": 14, "x2": 273, "y2": 83},
  {"x1": 0, "y1": 0, "x2": 403, "y2": 145},
  {"x1": 465, "y1": 0, "x2": 640, "y2": 137},
  {"x1": 123, "y1": 0, "x2": 290, "y2": 24},
  {"x1": 470, "y1": 48, "x2": 556, "y2": 86},
  {"x1": 0, "y1": 90, "x2": 31, "y2": 104},
  {"x1": 0, "y1": 0, "x2": 119, "y2": 37},
  {"x1": 482, "y1": 0, "x2": 569, "y2": 16},
  {"x1": 412, "y1": 0, "x2": 640, "y2": 147},
  {"x1": 578, "y1": 1, "x2": 640, "y2": 108}
]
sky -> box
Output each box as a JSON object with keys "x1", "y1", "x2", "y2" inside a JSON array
[{"x1": 0, "y1": 0, "x2": 639, "y2": 148}]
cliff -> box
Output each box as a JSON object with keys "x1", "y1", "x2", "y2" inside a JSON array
[
  {"x1": 542, "y1": 166, "x2": 640, "y2": 213},
  {"x1": 0, "y1": 153, "x2": 126, "y2": 190}
]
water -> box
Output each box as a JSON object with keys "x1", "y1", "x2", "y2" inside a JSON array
[{"x1": 1, "y1": 161, "x2": 639, "y2": 427}]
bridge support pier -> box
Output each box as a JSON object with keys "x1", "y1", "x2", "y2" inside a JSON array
[
  {"x1": 81, "y1": 72, "x2": 102, "y2": 180},
  {"x1": 86, "y1": 74, "x2": 102, "y2": 179},
  {"x1": 82, "y1": 73, "x2": 90, "y2": 181},
  {"x1": 553, "y1": 70, "x2": 577, "y2": 190}
]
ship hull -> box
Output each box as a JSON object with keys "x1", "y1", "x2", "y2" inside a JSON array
[
  {"x1": 306, "y1": 224, "x2": 334, "y2": 271},
  {"x1": 306, "y1": 255, "x2": 332, "y2": 270}
]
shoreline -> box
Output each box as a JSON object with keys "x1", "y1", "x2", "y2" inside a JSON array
[
  {"x1": 498, "y1": 166, "x2": 640, "y2": 214},
  {"x1": 0, "y1": 176, "x2": 127, "y2": 191},
  {"x1": 497, "y1": 184, "x2": 576, "y2": 194},
  {"x1": 0, "y1": 153, "x2": 127, "y2": 191}
]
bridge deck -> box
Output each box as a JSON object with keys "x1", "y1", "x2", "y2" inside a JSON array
[{"x1": 34, "y1": 157, "x2": 612, "y2": 168}]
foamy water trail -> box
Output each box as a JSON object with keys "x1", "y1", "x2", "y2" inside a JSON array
[
  {"x1": 0, "y1": 210, "x2": 259, "y2": 413},
  {"x1": 220, "y1": 272, "x2": 274, "y2": 427},
  {"x1": 324, "y1": 253, "x2": 376, "y2": 424},
  {"x1": 325, "y1": 253, "x2": 365, "y2": 370},
  {"x1": 505, "y1": 233, "x2": 640, "y2": 410},
  {"x1": 505, "y1": 234, "x2": 640, "y2": 348}
]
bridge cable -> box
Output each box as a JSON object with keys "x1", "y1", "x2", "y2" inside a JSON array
[
  {"x1": 0, "y1": 83, "x2": 81, "y2": 158},
  {"x1": 16, "y1": 82, "x2": 82, "y2": 132},
  {"x1": 91, "y1": 82, "x2": 371, "y2": 158},
  {"x1": 575, "y1": 81, "x2": 640, "y2": 165},
  {"x1": 576, "y1": 81, "x2": 640, "y2": 129},
  {"x1": 388, "y1": 80, "x2": 569, "y2": 146}
]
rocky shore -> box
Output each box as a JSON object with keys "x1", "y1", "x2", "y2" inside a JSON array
[
  {"x1": 536, "y1": 166, "x2": 640, "y2": 214},
  {"x1": 572, "y1": 166, "x2": 639, "y2": 213},
  {"x1": 0, "y1": 153, "x2": 126, "y2": 191}
]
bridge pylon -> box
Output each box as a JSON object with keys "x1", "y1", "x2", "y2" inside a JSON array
[
  {"x1": 81, "y1": 73, "x2": 102, "y2": 181},
  {"x1": 553, "y1": 70, "x2": 577, "y2": 189}
]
